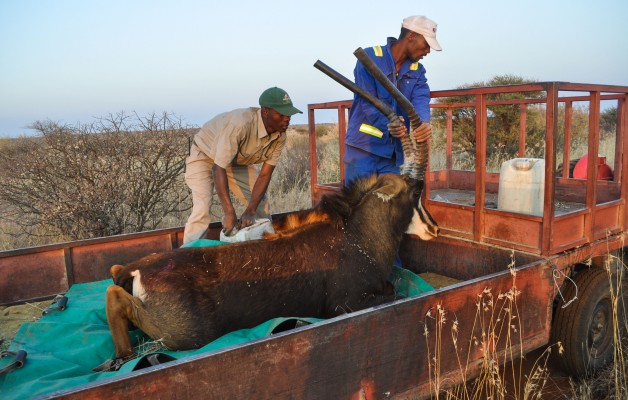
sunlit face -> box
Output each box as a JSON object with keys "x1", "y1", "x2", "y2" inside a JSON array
[
  {"x1": 262, "y1": 108, "x2": 291, "y2": 133},
  {"x1": 407, "y1": 32, "x2": 431, "y2": 62}
]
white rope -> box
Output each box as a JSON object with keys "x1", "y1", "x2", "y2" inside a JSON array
[{"x1": 552, "y1": 268, "x2": 578, "y2": 309}]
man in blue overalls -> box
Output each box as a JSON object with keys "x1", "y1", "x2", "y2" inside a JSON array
[{"x1": 344, "y1": 15, "x2": 442, "y2": 184}]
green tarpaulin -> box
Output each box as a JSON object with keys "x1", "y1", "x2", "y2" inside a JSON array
[{"x1": 0, "y1": 240, "x2": 433, "y2": 399}]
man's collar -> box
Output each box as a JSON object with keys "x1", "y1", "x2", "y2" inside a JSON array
[
  {"x1": 387, "y1": 36, "x2": 398, "y2": 47},
  {"x1": 257, "y1": 108, "x2": 270, "y2": 138}
]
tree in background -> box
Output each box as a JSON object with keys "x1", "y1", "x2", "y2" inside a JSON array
[
  {"x1": 431, "y1": 75, "x2": 546, "y2": 167},
  {"x1": 0, "y1": 112, "x2": 193, "y2": 243},
  {"x1": 429, "y1": 75, "x2": 620, "y2": 174},
  {"x1": 600, "y1": 106, "x2": 617, "y2": 135}
]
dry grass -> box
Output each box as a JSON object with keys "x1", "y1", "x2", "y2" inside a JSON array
[
  {"x1": 0, "y1": 300, "x2": 53, "y2": 353},
  {"x1": 423, "y1": 254, "x2": 556, "y2": 399},
  {"x1": 567, "y1": 250, "x2": 628, "y2": 400},
  {"x1": 422, "y1": 250, "x2": 627, "y2": 400},
  {"x1": 0, "y1": 125, "x2": 325, "y2": 250}
]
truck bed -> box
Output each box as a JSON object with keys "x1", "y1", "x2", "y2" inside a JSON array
[
  {"x1": 431, "y1": 188, "x2": 586, "y2": 215},
  {"x1": 0, "y1": 234, "x2": 561, "y2": 399}
]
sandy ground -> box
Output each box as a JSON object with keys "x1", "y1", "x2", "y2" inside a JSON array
[
  {"x1": 419, "y1": 272, "x2": 462, "y2": 289},
  {"x1": 0, "y1": 300, "x2": 52, "y2": 352}
]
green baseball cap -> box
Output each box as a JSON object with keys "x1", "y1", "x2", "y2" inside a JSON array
[{"x1": 259, "y1": 87, "x2": 302, "y2": 116}]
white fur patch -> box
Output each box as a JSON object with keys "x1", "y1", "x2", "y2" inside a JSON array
[
  {"x1": 375, "y1": 192, "x2": 393, "y2": 202},
  {"x1": 405, "y1": 208, "x2": 436, "y2": 241},
  {"x1": 131, "y1": 270, "x2": 147, "y2": 302}
]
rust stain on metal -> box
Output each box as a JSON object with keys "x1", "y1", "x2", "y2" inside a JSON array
[{"x1": 352, "y1": 377, "x2": 377, "y2": 400}]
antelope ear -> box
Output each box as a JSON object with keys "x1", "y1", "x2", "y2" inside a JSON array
[
  {"x1": 373, "y1": 175, "x2": 406, "y2": 202},
  {"x1": 110, "y1": 264, "x2": 125, "y2": 280}
]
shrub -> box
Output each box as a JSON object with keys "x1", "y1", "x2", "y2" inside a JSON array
[{"x1": 0, "y1": 112, "x2": 193, "y2": 243}]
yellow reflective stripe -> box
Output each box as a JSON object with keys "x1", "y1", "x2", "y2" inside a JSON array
[
  {"x1": 410, "y1": 62, "x2": 419, "y2": 71},
  {"x1": 373, "y1": 46, "x2": 383, "y2": 57},
  {"x1": 359, "y1": 123, "x2": 383, "y2": 138}
]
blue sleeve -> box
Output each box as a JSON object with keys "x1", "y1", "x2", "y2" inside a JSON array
[
  {"x1": 411, "y1": 64, "x2": 431, "y2": 123},
  {"x1": 354, "y1": 59, "x2": 391, "y2": 131}
]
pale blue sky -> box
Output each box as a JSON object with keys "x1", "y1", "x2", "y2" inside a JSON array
[{"x1": 1, "y1": 0, "x2": 627, "y2": 137}]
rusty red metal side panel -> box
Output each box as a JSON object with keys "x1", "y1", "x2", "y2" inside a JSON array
[
  {"x1": 483, "y1": 212, "x2": 542, "y2": 252},
  {"x1": 0, "y1": 249, "x2": 68, "y2": 304},
  {"x1": 448, "y1": 170, "x2": 476, "y2": 191},
  {"x1": 592, "y1": 202, "x2": 623, "y2": 239},
  {"x1": 428, "y1": 203, "x2": 474, "y2": 238},
  {"x1": 46, "y1": 260, "x2": 553, "y2": 400},
  {"x1": 312, "y1": 183, "x2": 342, "y2": 205},
  {"x1": 0, "y1": 228, "x2": 184, "y2": 305},
  {"x1": 71, "y1": 235, "x2": 174, "y2": 283},
  {"x1": 428, "y1": 170, "x2": 449, "y2": 190},
  {"x1": 550, "y1": 213, "x2": 588, "y2": 253}
]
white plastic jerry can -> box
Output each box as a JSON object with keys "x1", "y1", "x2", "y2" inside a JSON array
[{"x1": 497, "y1": 158, "x2": 545, "y2": 216}]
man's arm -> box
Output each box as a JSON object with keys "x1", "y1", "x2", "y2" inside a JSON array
[
  {"x1": 354, "y1": 58, "x2": 390, "y2": 131},
  {"x1": 410, "y1": 64, "x2": 433, "y2": 143},
  {"x1": 213, "y1": 164, "x2": 238, "y2": 234},
  {"x1": 240, "y1": 162, "x2": 276, "y2": 228}
]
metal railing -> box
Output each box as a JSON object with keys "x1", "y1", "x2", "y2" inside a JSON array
[{"x1": 307, "y1": 82, "x2": 628, "y2": 255}]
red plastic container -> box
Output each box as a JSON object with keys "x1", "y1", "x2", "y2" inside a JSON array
[{"x1": 573, "y1": 155, "x2": 614, "y2": 180}]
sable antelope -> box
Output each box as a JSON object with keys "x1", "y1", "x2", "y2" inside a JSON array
[{"x1": 100, "y1": 174, "x2": 437, "y2": 370}]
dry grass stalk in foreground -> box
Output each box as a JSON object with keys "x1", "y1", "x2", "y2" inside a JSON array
[
  {"x1": 424, "y1": 255, "x2": 556, "y2": 400},
  {"x1": 423, "y1": 249, "x2": 628, "y2": 400}
]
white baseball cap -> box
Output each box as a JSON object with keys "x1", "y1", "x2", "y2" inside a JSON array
[{"x1": 402, "y1": 15, "x2": 442, "y2": 51}]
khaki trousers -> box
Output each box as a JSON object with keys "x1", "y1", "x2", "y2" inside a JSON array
[{"x1": 183, "y1": 144, "x2": 270, "y2": 244}]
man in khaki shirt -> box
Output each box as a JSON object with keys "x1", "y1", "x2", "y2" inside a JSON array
[{"x1": 183, "y1": 87, "x2": 302, "y2": 244}]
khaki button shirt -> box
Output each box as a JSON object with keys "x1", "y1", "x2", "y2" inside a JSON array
[{"x1": 193, "y1": 107, "x2": 286, "y2": 168}]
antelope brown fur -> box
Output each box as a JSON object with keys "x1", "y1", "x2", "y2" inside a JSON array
[{"x1": 103, "y1": 174, "x2": 432, "y2": 365}]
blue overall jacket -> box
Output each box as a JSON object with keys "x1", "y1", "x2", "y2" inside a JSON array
[{"x1": 345, "y1": 37, "x2": 431, "y2": 166}]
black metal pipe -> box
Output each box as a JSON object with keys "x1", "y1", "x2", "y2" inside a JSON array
[
  {"x1": 313, "y1": 59, "x2": 414, "y2": 176},
  {"x1": 313, "y1": 60, "x2": 399, "y2": 123}
]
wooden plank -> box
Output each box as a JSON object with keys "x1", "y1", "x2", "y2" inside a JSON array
[
  {"x1": 621, "y1": 95, "x2": 628, "y2": 230},
  {"x1": 584, "y1": 91, "x2": 602, "y2": 246},
  {"x1": 558, "y1": 82, "x2": 628, "y2": 94},
  {"x1": 518, "y1": 104, "x2": 527, "y2": 157},
  {"x1": 446, "y1": 108, "x2": 453, "y2": 171},
  {"x1": 337, "y1": 104, "x2": 348, "y2": 184},
  {"x1": 428, "y1": 94, "x2": 624, "y2": 109},
  {"x1": 562, "y1": 101, "x2": 573, "y2": 179},
  {"x1": 400, "y1": 236, "x2": 543, "y2": 280},
  {"x1": 549, "y1": 233, "x2": 626, "y2": 269},
  {"x1": 431, "y1": 83, "x2": 547, "y2": 98}
]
